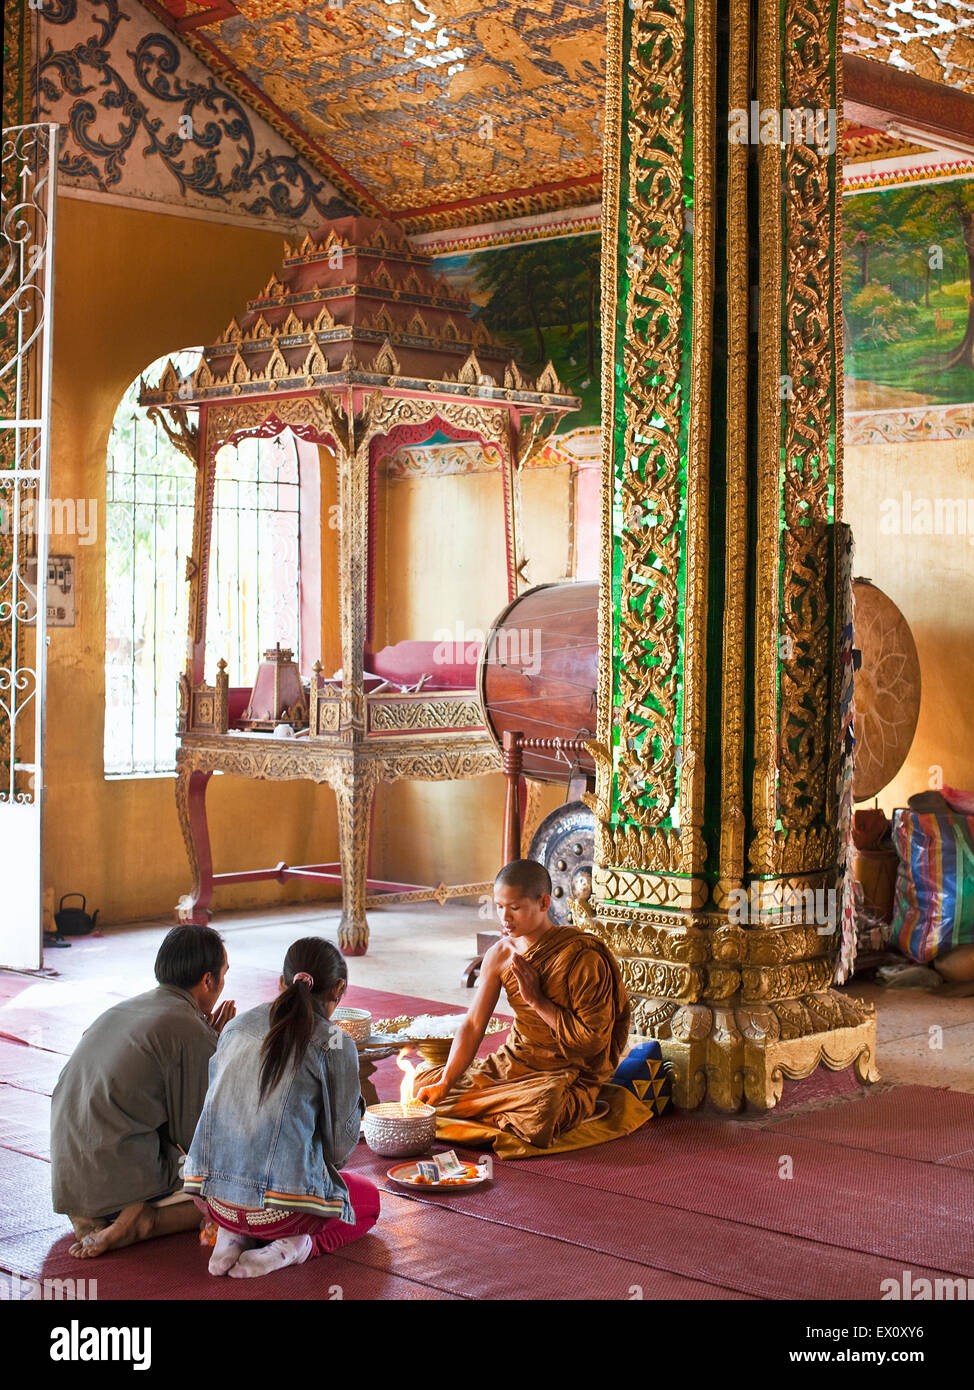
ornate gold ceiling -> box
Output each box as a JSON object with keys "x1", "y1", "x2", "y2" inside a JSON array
[
  {"x1": 145, "y1": 0, "x2": 604, "y2": 229},
  {"x1": 144, "y1": 0, "x2": 963, "y2": 231},
  {"x1": 845, "y1": 0, "x2": 974, "y2": 89}
]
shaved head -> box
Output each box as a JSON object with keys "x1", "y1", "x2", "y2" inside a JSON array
[{"x1": 494, "y1": 858, "x2": 552, "y2": 900}]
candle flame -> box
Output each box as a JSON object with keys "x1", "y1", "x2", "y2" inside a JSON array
[{"x1": 396, "y1": 1047, "x2": 422, "y2": 1112}]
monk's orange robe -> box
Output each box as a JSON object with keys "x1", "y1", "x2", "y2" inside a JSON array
[{"x1": 415, "y1": 924, "x2": 631, "y2": 1149}]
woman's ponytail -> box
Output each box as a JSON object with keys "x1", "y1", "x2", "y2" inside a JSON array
[{"x1": 258, "y1": 938, "x2": 347, "y2": 1103}]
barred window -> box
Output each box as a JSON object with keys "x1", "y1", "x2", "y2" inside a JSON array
[
  {"x1": 104, "y1": 352, "x2": 301, "y2": 777},
  {"x1": 205, "y1": 431, "x2": 301, "y2": 684}
]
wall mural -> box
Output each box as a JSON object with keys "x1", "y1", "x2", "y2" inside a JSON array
[
  {"x1": 434, "y1": 231, "x2": 601, "y2": 432},
  {"x1": 431, "y1": 193, "x2": 974, "y2": 451},
  {"x1": 844, "y1": 178, "x2": 974, "y2": 413},
  {"x1": 35, "y1": 0, "x2": 354, "y2": 228}
]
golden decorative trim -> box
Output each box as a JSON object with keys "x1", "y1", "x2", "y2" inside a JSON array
[
  {"x1": 580, "y1": 912, "x2": 711, "y2": 961},
  {"x1": 702, "y1": 965, "x2": 742, "y2": 1001},
  {"x1": 682, "y1": 0, "x2": 716, "y2": 861},
  {"x1": 777, "y1": 0, "x2": 839, "y2": 832},
  {"x1": 614, "y1": 0, "x2": 686, "y2": 826},
  {"x1": 741, "y1": 957, "x2": 837, "y2": 1001},
  {"x1": 593, "y1": 865, "x2": 709, "y2": 911},
  {"x1": 394, "y1": 183, "x2": 604, "y2": 236},
  {"x1": 719, "y1": 0, "x2": 750, "y2": 897},
  {"x1": 749, "y1": 0, "x2": 785, "y2": 876},
  {"x1": 587, "y1": 912, "x2": 834, "y2": 965},
  {"x1": 368, "y1": 697, "x2": 482, "y2": 733},
  {"x1": 617, "y1": 956, "x2": 705, "y2": 1002},
  {"x1": 146, "y1": 405, "x2": 200, "y2": 465},
  {"x1": 365, "y1": 881, "x2": 492, "y2": 908}
]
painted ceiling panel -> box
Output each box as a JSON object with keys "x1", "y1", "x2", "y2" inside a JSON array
[
  {"x1": 844, "y1": 0, "x2": 974, "y2": 89},
  {"x1": 145, "y1": 0, "x2": 605, "y2": 227},
  {"x1": 141, "y1": 0, "x2": 967, "y2": 230}
]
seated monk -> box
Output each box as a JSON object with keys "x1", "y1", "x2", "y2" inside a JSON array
[
  {"x1": 415, "y1": 859, "x2": 630, "y2": 1149},
  {"x1": 50, "y1": 925, "x2": 235, "y2": 1258}
]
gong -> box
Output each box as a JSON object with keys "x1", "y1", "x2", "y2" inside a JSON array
[
  {"x1": 853, "y1": 578, "x2": 921, "y2": 803},
  {"x1": 528, "y1": 801, "x2": 595, "y2": 926}
]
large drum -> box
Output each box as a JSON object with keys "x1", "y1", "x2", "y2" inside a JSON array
[{"x1": 477, "y1": 580, "x2": 598, "y2": 784}]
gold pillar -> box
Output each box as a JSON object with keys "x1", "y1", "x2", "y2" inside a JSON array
[{"x1": 589, "y1": 0, "x2": 877, "y2": 1109}]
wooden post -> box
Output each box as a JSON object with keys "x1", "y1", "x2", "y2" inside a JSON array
[{"x1": 502, "y1": 729, "x2": 524, "y2": 865}]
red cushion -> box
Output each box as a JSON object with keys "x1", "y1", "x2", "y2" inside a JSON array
[
  {"x1": 228, "y1": 687, "x2": 251, "y2": 727},
  {"x1": 943, "y1": 785, "x2": 974, "y2": 816},
  {"x1": 367, "y1": 640, "x2": 481, "y2": 690}
]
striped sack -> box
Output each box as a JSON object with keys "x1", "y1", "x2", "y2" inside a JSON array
[{"x1": 891, "y1": 810, "x2": 974, "y2": 963}]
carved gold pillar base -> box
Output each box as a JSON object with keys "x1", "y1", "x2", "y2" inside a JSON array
[
  {"x1": 584, "y1": 906, "x2": 879, "y2": 1112},
  {"x1": 636, "y1": 991, "x2": 878, "y2": 1112}
]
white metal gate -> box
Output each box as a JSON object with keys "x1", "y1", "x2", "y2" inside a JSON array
[{"x1": 0, "y1": 124, "x2": 57, "y2": 971}]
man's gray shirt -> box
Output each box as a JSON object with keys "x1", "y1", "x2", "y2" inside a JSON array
[{"x1": 50, "y1": 985, "x2": 217, "y2": 1218}]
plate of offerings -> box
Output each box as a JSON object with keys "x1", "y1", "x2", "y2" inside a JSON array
[
  {"x1": 374, "y1": 1013, "x2": 510, "y2": 1066},
  {"x1": 387, "y1": 1150, "x2": 492, "y2": 1190}
]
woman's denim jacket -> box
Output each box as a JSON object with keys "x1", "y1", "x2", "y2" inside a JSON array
[{"x1": 184, "y1": 1002, "x2": 364, "y2": 1223}]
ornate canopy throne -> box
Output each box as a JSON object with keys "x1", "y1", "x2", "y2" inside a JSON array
[{"x1": 139, "y1": 216, "x2": 578, "y2": 953}]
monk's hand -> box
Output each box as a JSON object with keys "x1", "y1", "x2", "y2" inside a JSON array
[
  {"x1": 511, "y1": 954, "x2": 544, "y2": 1008},
  {"x1": 415, "y1": 1080, "x2": 451, "y2": 1106},
  {"x1": 209, "y1": 999, "x2": 236, "y2": 1034}
]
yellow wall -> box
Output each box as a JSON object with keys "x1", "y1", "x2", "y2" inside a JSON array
[
  {"x1": 520, "y1": 464, "x2": 573, "y2": 586},
  {"x1": 47, "y1": 197, "x2": 341, "y2": 924},
  {"x1": 370, "y1": 462, "x2": 571, "y2": 888},
  {"x1": 374, "y1": 469, "x2": 510, "y2": 649},
  {"x1": 845, "y1": 438, "x2": 974, "y2": 814}
]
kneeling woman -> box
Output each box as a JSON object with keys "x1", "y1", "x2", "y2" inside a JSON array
[{"x1": 184, "y1": 937, "x2": 379, "y2": 1278}]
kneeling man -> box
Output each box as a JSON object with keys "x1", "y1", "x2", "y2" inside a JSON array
[
  {"x1": 51, "y1": 924, "x2": 235, "y2": 1258},
  {"x1": 416, "y1": 859, "x2": 630, "y2": 1148}
]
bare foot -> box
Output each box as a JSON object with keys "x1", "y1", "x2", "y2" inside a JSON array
[
  {"x1": 69, "y1": 1203, "x2": 153, "y2": 1259},
  {"x1": 68, "y1": 1198, "x2": 201, "y2": 1259},
  {"x1": 69, "y1": 1215, "x2": 109, "y2": 1242}
]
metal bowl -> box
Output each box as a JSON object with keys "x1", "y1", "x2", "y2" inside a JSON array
[
  {"x1": 332, "y1": 1007, "x2": 372, "y2": 1045},
  {"x1": 362, "y1": 1102, "x2": 436, "y2": 1158}
]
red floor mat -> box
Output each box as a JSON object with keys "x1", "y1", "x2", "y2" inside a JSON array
[
  {"x1": 0, "y1": 1084, "x2": 50, "y2": 1161},
  {"x1": 766, "y1": 1084, "x2": 974, "y2": 1163},
  {"x1": 4, "y1": 972, "x2": 974, "y2": 1301},
  {"x1": 296, "y1": 1189, "x2": 751, "y2": 1301},
  {"x1": 0, "y1": 1190, "x2": 749, "y2": 1302},
  {"x1": 8, "y1": 1227, "x2": 456, "y2": 1301},
  {"x1": 348, "y1": 1134, "x2": 974, "y2": 1298},
  {"x1": 0, "y1": 1148, "x2": 62, "y2": 1243},
  {"x1": 0, "y1": 1038, "x2": 66, "y2": 1095},
  {"x1": 465, "y1": 1114, "x2": 974, "y2": 1274}
]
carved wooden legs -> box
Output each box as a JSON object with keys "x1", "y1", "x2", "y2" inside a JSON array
[
  {"x1": 174, "y1": 766, "x2": 214, "y2": 925},
  {"x1": 333, "y1": 762, "x2": 378, "y2": 956}
]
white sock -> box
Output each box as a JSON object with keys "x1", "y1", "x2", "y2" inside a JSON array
[
  {"x1": 208, "y1": 1227, "x2": 255, "y2": 1276},
  {"x1": 228, "y1": 1234, "x2": 313, "y2": 1279}
]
